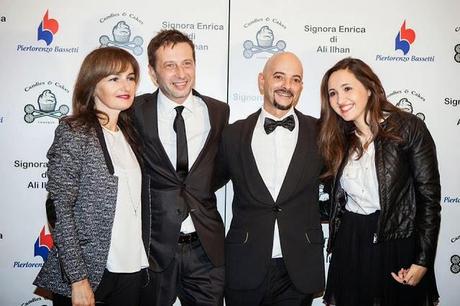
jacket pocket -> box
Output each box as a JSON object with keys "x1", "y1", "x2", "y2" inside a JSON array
[
  {"x1": 305, "y1": 228, "x2": 325, "y2": 245},
  {"x1": 226, "y1": 229, "x2": 249, "y2": 245}
]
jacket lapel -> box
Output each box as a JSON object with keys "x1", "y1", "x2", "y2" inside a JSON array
[
  {"x1": 187, "y1": 89, "x2": 214, "y2": 176},
  {"x1": 276, "y1": 110, "x2": 313, "y2": 204},
  {"x1": 241, "y1": 110, "x2": 275, "y2": 205},
  {"x1": 94, "y1": 123, "x2": 114, "y2": 175}
]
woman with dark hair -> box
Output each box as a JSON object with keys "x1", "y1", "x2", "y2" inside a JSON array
[
  {"x1": 319, "y1": 58, "x2": 440, "y2": 306},
  {"x1": 34, "y1": 47, "x2": 150, "y2": 306}
]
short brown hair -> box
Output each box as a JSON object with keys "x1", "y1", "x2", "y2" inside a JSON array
[{"x1": 147, "y1": 29, "x2": 195, "y2": 69}]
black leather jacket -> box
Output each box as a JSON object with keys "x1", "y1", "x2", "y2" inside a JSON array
[{"x1": 327, "y1": 111, "x2": 441, "y2": 268}]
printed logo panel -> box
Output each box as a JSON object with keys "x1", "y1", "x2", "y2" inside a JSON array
[{"x1": 37, "y1": 10, "x2": 59, "y2": 46}]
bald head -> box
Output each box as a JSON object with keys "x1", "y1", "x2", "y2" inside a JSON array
[
  {"x1": 258, "y1": 52, "x2": 304, "y2": 117},
  {"x1": 262, "y1": 52, "x2": 303, "y2": 77}
]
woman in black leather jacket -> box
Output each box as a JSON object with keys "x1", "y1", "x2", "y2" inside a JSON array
[{"x1": 319, "y1": 58, "x2": 440, "y2": 306}]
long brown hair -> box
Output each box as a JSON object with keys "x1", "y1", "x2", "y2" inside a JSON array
[
  {"x1": 64, "y1": 46, "x2": 141, "y2": 155},
  {"x1": 318, "y1": 57, "x2": 402, "y2": 179}
]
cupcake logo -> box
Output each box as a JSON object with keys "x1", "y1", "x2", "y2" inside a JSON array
[
  {"x1": 243, "y1": 25, "x2": 286, "y2": 59},
  {"x1": 387, "y1": 89, "x2": 427, "y2": 121},
  {"x1": 451, "y1": 255, "x2": 460, "y2": 274},
  {"x1": 24, "y1": 89, "x2": 69, "y2": 123},
  {"x1": 454, "y1": 43, "x2": 460, "y2": 63},
  {"x1": 319, "y1": 183, "x2": 329, "y2": 202},
  {"x1": 99, "y1": 21, "x2": 143, "y2": 56},
  {"x1": 395, "y1": 98, "x2": 425, "y2": 121}
]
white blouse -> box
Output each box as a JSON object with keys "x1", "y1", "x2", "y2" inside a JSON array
[
  {"x1": 341, "y1": 142, "x2": 381, "y2": 215},
  {"x1": 102, "y1": 126, "x2": 149, "y2": 273}
]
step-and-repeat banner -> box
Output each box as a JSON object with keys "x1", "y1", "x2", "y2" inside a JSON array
[{"x1": 1, "y1": 0, "x2": 459, "y2": 305}]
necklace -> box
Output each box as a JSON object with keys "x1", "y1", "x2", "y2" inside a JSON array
[{"x1": 103, "y1": 128, "x2": 141, "y2": 216}]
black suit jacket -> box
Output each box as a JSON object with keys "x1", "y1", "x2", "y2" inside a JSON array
[
  {"x1": 216, "y1": 109, "x2": 325, "y2": 294},
  {"x1": 133, "y1": 89, "x2": 229, "y2": 272}
]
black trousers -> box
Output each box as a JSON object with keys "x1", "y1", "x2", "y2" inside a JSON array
[
  {"x1": 225, "y1": 258, "x2": 313, "y2": 306},
  {"x1": 53, "y1": 269, "x2": 144, "y2": 306},
  {"x1": 140, "y1": 238, "x2": 224, "y2": 306}
]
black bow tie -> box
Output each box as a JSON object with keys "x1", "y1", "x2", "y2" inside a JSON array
[{"x1": 264, "y1": 115, "x2": 295, "y2": 134}]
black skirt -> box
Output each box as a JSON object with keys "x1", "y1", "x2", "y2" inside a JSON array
[{"x1": 324, "y1": 210, "x2": 439, "y2": 306}]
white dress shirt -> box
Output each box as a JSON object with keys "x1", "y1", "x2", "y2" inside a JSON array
[
  {"x1": 251, "y1": 107, "x2": 298, "y2": 258},
  {"x1": 102, "y1": 127, "x2": 149, "y2": 273},
  {"x1": 341, "y1": 142, "x2": 381, "y2": 215},
  {"x1": 157, "y1": 90, "x2": 210, "y2": 233}
]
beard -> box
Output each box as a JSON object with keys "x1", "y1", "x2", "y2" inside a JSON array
[
  {"x1": 273, "y1": 89, "x2": 294, "y2": 110},
  {"x1": 273, "y1": 99, "x2": 293, "y2": 110}
]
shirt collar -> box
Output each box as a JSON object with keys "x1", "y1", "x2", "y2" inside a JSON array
[
  {"x1": 158, "y1": 90, "x2": 195, "y2": 116},
  {"x1": 259, "y1": 106, "x2": 296, "y2": 126}
]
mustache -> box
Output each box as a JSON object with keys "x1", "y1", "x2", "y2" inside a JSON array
[{"x1": 274, "y1": 88, "x2": 294, "y2": 97}]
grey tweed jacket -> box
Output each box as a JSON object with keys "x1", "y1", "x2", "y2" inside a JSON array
[{"x1": 33, "y1": 120, "x2": 150, "y2": 297}]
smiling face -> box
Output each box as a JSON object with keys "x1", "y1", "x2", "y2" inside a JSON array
[
  {"x1": 149, "y1": 42, "x2": 195, "y2": 104},
  {"x1": 93, "y1": 66, "x2": 137, "y2": 117},
  {"x1": 327, "y1": 68, "x2": 371, "y2": 129},
  {"x1": 258, "y1": 52, "x2": 303, "y2": 118}
]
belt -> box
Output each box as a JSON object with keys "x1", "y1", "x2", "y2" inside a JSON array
[{"x1": 178, "y1": 232, "x2": 199, "y2": 244}]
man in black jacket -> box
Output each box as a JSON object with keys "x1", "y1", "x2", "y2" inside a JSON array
[
  {"x1": 216, "y1": 52, "x2": 325, "y2": 306},
  {"x1": 134, "y1": 29, "x2": 229, "y2": 306}
]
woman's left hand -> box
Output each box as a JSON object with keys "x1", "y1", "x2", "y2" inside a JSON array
[{"x1": 391, "y1": 264, "x2": 427, "y2": 286}]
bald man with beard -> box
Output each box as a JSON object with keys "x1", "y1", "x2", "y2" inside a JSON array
[{"x1": 215, "y1": 52, "x2": 325, "y2": 306}]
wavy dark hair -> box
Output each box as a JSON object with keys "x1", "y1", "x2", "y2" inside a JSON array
[
  {"x1": 64, "y1": 46, "x2": 140, "y2": 155},
  {"x1": 318, "y1": 57, "x2": 402, "y2": 179}
]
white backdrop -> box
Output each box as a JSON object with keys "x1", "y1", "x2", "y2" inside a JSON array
[{"x1": 1, "y1": 0, "x2": 459, "y2": 305}]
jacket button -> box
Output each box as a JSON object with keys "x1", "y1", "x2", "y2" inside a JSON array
[
  {"x1": 177, "y1": 209, "x2": 181, "y2": 215},
  {"x1": 273, "y1": 205, "x2": 282, "y2": 212}
]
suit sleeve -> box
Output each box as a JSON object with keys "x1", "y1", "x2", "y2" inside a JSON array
[
  {"x1": 213, "y1": 126, "x2": 231, "y2": 191},
  {"x1": 407, "y1": 117, "x2": 441, "y2": 267},
  {"x1": 46, "y1": 121, "x2": 88, "y2": 283},
  {"x1": 130, "y1": 97, "x2": 145, "y2": 139},
  {"x1": 224, "y1": 103, "x2": 230, "y2": 127}
]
